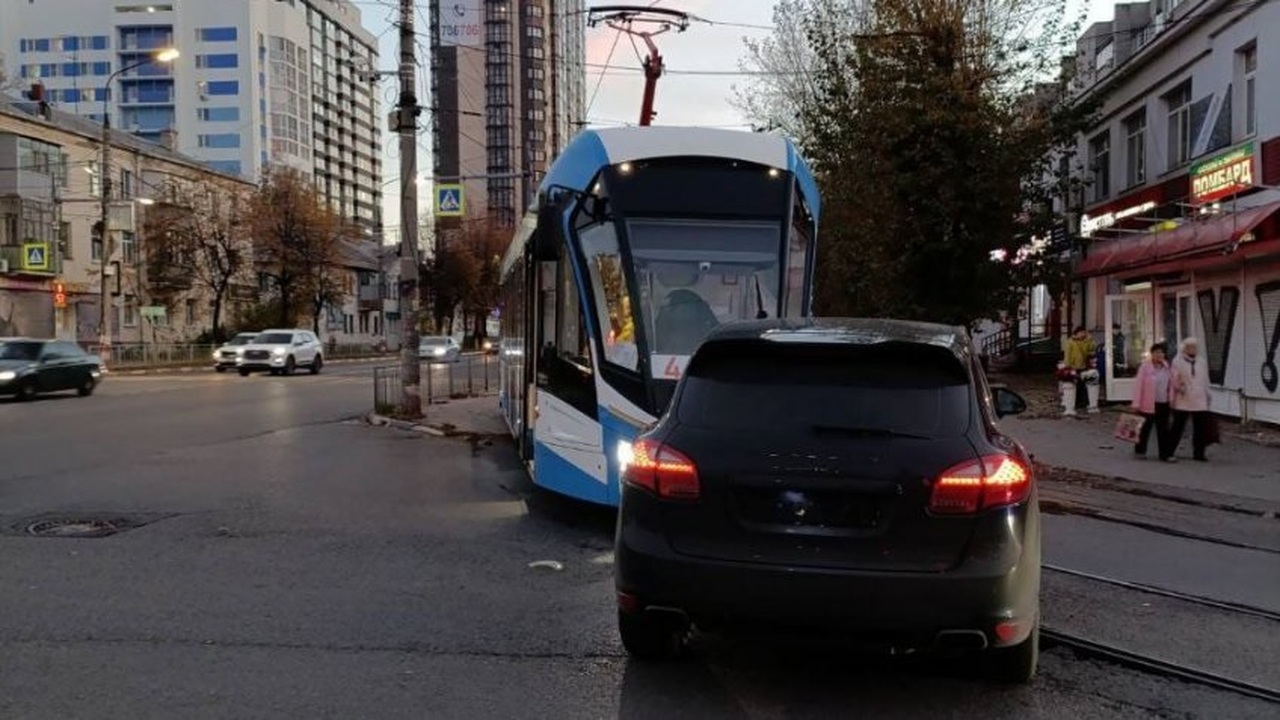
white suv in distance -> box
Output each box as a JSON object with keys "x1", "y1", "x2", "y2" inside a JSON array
[
  {"x1": 212, "y1": 331, "x2": 261, "y2": 373},
  {"x1": 237, "y1": 330, "x2": 323, "y2": 376}
]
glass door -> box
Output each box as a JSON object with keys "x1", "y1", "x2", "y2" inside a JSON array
[
  {"x1": 1105, "y1": 294, "x2": 1153, "y2": 402},
  {"x1": 1160, "y1": 290, "x2": 1196, "y2": 349}
]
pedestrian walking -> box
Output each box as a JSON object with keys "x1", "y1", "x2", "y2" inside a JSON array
[
  {"x1": 1169, "y1": 337, "x2": 1212, "y2": 462},
  {"x1": 1130, "y1": 342, "x2": 1174, "y2": 461}
]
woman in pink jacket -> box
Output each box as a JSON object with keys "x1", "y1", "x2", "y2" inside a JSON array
[
  {"x1": 1169, "y1": 337, "x2": 1212, "y2": 461},
  {"x1": 1130, "y1": 342, "x2": 1174, "y2": 461}
]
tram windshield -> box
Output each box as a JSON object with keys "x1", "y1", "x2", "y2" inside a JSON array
[{"x1": 627, "y1": 218, "x2": 781, "y2": 359}]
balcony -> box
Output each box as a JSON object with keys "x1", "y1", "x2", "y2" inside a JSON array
[
  {"x1": 145, "y1": 253, "x2": 193, "y2": 294},
  {"x1": 0, "y1": 242, "x2": 62, "y2": 277}
]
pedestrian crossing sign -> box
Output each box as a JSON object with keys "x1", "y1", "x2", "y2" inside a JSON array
[
  {"x1": 22, "y1": 242, "x2": 50, "y2": 271},
  {"x1": 435, "y1": 184, "x2": 464, "y2": 217}
]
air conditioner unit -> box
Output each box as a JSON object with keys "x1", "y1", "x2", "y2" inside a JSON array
[{"x1": 0, "y1": 258, "x2": 9, "y2": 273}]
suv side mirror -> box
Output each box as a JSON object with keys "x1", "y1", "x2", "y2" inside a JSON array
[{"x1": 993, "y1": 387, "x2": 1027, "y2": 418}]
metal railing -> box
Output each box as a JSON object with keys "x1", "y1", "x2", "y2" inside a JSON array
[
  {"x1": 373, "y1": 354, "x2": 501, "y2": 415},
  {"x1": 79, "y1": 341, "x2": 398, "y2": 369}
]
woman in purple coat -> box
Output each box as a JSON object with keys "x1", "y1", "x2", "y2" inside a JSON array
[{"x1": 1130, "y1": 342, "x2": 1174, "y2": 461}]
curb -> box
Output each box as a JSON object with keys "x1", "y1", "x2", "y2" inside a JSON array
[{"x1": 366, "y1": 412, "x2": 447, "y2": 437}]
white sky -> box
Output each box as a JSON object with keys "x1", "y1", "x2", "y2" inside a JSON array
[{"x1": 369, "y1": 0, "x2": 1115, "y2": 229}]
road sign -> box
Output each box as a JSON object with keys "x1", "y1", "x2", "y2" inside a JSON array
[
  {"x1": 22, "y1": 242, "x2": 50, "y2": 271},
  {"x1": 140, "y1": 305, "x2": 167, "y2": 320},
  {"x1": 53, "y1": 281, "x2": 67, "y2": 309},
  {"x1": 435, "y1": 184, "x2": 464, "y2": 217}
]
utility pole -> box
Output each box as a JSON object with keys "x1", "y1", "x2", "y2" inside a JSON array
[{"x1": 397, "y1": 0, "x2": 423, "y2": 419}]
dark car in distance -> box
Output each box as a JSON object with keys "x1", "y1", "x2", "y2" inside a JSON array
[
  {"x1": 614, "y1": 317, "x2": 1039, "y2": 682},
  {"x1": 0, "y1": 339, "x2": 104, "y2": 401}
]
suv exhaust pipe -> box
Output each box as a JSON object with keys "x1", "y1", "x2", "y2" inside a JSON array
[{"x1": 935, "y1": 629, "x2": 989, "y2": 651}]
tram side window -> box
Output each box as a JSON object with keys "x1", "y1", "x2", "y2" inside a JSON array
[
  {"x1": 783, "y1": 194, "x2": 811, "y2": 318},
  {"x1": 536, "y1": 243, "x2": 596, "y2": 417},
  {"x1": 579, "y1": 222, "x2": 639, "y2": 371}
]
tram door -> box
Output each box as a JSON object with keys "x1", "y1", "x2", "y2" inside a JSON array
[{"x1": 530, "y1": 226, "x2": 606, "y2": 500}]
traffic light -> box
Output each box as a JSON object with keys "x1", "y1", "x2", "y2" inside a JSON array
[{"x1": 53, "y1": 280, "x2": 67, "y2": 309}]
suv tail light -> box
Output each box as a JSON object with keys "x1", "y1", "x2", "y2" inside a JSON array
[
  {"x1": 622, "y1": 439, "x2": 700, "y2": 501},
  {"x1": 929, "y1": 454, "x2": 1031, "y2": 515}
]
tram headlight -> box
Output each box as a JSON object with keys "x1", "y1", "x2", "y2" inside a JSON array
[{"x1": 616, "y1": 439, "x2": 635, "y2": 474}]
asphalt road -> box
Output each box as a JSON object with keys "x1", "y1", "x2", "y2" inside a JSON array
[{"x1": 0, "y1": 371, "x2": 1275, "y2": 718}]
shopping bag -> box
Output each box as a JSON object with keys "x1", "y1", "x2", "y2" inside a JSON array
[
  {"x1": 1204, "y1": 415, "x2": 1221, "y2": 446},
  {"x1": 1113, "y1": 413, "x2": 1144, "y2": 443}
]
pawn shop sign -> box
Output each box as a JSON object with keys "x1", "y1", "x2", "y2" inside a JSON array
[{"x1": 1191, "y1": 143, "x2": 1255, "y2": 204}]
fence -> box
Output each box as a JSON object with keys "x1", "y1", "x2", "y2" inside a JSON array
[
  {"x1": 373, "y1": 354, "x2": 501, "y2": 414},
  {"x1": 81, "y1": 341, "x2": 395, "y2": 369}
]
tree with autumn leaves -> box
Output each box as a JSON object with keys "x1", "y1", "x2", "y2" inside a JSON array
[
  {"x1": 142, "y1": 179, "x2": 252, "y2": 342},
  {"x1": 244, "y1": 166, "x2": 356, "y2": 332},
  {"x1": 737, "y1": 0, "x2": 1097, "y2": 327},
  {"x1": 422, "y1": 218, "x2": 507, "y2": 342}
]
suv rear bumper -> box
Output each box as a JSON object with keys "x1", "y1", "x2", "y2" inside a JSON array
[{"x1": 615, "y1": 505, "x2": 1040, "y2": 647}]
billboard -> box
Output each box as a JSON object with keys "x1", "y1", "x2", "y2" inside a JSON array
[{"x1": 439, "y1": 3, "x2": 483, "y2": 48}]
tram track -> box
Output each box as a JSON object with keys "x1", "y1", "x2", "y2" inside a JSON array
[
  {"x1": 1041, "y1": 628, "x2": 1280, "y2": 703},
  {"x1": 1041, "y1": 563, "x2": 1280, "y2": 703},
  {"x1": 1042, "y1": 564, "x2": 1280, "y2": 622}
]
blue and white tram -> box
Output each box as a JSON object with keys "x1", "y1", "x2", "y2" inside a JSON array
[{"x1": 497, "y1": 126, "x2": 821, "y2": 506}]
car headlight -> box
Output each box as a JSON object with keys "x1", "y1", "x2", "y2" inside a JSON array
[
  {"x1": 212, "y1": 351, "x2": 220, "y2": 360},
  {"x1": 0, "y1": 370, "x2": 15, "y2": 381},
  {"x1": 272, "y1": 347, "x2": 286, "y2": 356}
]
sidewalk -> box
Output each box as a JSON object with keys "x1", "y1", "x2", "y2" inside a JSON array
[
  {"x1": 368, "y1": 395, "x2": 508, "y2": 438},
  {"x1": 1003, "y1": 412, "x2": 1280, "y2": 503}
]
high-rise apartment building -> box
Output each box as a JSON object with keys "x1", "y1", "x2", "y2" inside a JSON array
[
  {"x1": 0, "y1": 0, "x2": 383, "y2": 230},
  {"x1": 429, "y1": 0, "x2": 586, "y2": 230}
]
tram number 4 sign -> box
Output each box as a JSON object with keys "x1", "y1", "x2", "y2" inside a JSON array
[{"x1": 652, "y1": 355, "x2": 689, "y2": 380}]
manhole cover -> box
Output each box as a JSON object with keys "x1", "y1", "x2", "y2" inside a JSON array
[{"x1": 26, "y1": 518, "x2": 127, "y2": 538}]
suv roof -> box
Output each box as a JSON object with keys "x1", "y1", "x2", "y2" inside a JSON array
[{"x1": 700, "y1": 317, "x2": 972, "y2": 355}]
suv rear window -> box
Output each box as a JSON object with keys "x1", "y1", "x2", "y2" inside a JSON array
[{"x1": 676, "y1": 341, "x2": 973, "y2": 438}]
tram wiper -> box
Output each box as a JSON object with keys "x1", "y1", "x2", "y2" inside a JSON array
[{"x1": 754, "y1": 276, "x2": 767, "y2": 319}]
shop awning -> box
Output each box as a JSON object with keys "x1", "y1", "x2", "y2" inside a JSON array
[{"x1": 1075, "y1": 200, "x2": 1280, "y2": 277}]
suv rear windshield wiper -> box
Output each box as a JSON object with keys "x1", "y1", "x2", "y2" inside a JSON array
[{"x1": 808, "y1": 424, "x2": 932, "y2": 440}]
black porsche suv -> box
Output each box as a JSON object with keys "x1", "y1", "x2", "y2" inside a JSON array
[{"x1": 614, "y1": 317, "x2": 1039, "y2": 682}]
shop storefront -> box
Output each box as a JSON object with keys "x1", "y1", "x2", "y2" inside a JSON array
[{"x1": 1074, "y1": 141, "x2": 1280, "y2": 424}]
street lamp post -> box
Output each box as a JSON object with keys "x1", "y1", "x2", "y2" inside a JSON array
[{"x1": 97, "y1": 47, "x2": 178, "y2": 360}]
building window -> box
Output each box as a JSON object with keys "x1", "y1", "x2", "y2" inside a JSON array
[
  {"x1": 1165, "y1": 82, "x2": 1192, "y2": 169},
  {"x1": 123, "y1": 295, "x2": 138, "y2": 328},
  {"x1": 197, "y1": 27, "x2": 238, "y2": 42},
  {"x1": 206, "y1": 160, "x2": 242, "y2": 175},
  {"x1": 198, "y1": 133, "x2": 241, "y2": 148},
  {"x1": 121, "y1": 231, "x2": 138, "y2": 264},
  {"x1": 196, "y1": 53, "x2": 239, "y2": 69},
  {"x1": 91, "y1": 225, "x2": 103, "y2": 261},
  {"x1": 1124, "y1": 111, "x2": 1146, "y2": 188},
  {"x1": 185, "y1": 298, "x2": 196, "y2": 324},
  {"x1": 88, "y1": 161, "x2": 101, "y2": 197},
  {"x1": 1089, "y1": 131, "x2": 1110, "y2": 201},
  {"x1": 1241, "y1": 45, "x2": 1256, "y2": 137},
  {"x1": 197, "y1": 106, "x2": 240, "y2": 121},
  {"x1": 203, "y1": 80, "x2": 239, "y2": 96}
]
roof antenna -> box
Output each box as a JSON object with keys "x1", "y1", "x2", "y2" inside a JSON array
[{"x1": 587, "y1": 5, "x2": 690, "y2": 126}]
